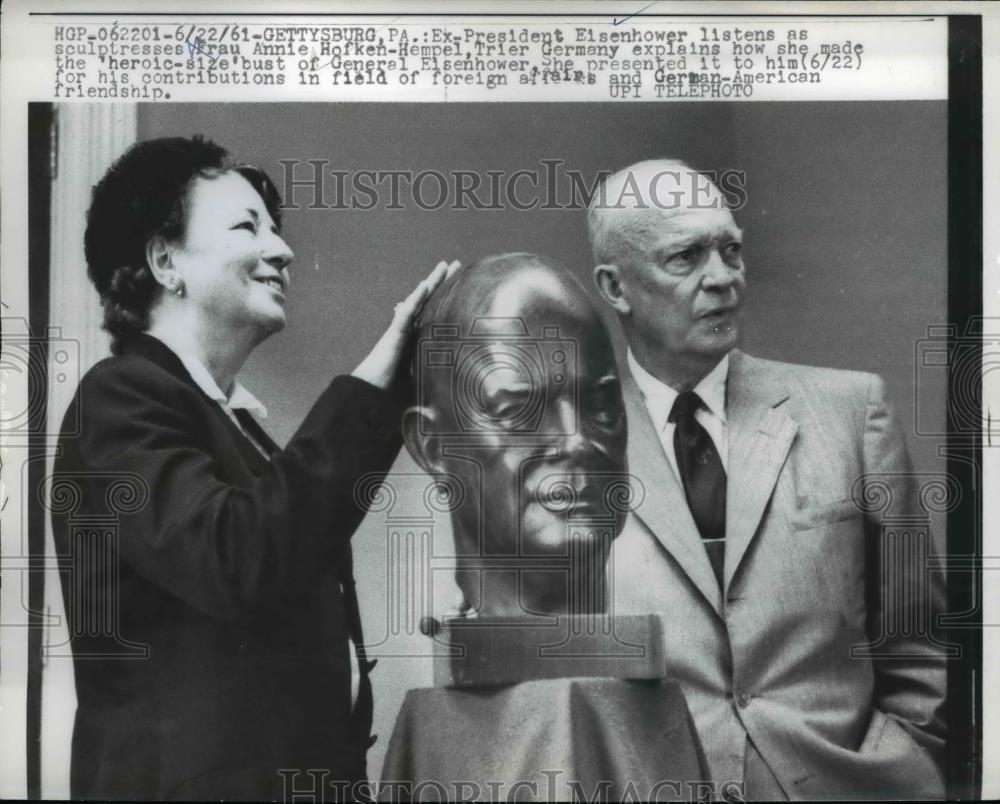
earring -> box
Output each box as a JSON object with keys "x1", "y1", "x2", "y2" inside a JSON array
[{"x1": 168, "y1": 277, "x2": 185, "y2": 297}]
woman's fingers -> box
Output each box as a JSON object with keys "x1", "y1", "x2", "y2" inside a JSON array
[
  {"x1": 392, "y1": 284, "x2": 429, "y2": 331},
  {"x1": 393, "y1": 260, "x2": 460, "y2": 332},
  {"x1": 352, "y1": 261, "x2": 462, "y2": 389},
  {"x1": 393, "y1": 267, "x2": 435, "y2": 320}
]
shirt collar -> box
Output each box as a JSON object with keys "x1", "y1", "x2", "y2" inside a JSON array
[
  {"x1": 146, "y1": 334, "x2": 268, "y2": 418},
  {"x1": 627, "y1": 350, "x2": 729, "y2": 432},
  {"x1": 178, "y1": 354, "x2": 268, "y2": 418}
]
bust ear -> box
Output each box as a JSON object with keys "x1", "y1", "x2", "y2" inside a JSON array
[
  {"x1": 402, "y1": 405, "x2": 445, "y2": 474},
  {"x1": 593, "y1": 263, "x2": 631, "y2": 316}
]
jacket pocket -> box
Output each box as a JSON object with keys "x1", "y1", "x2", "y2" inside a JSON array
[
  {"x1": 789, "y1": 497, "x2": 860, "y2": 531},
  {"x1": 858, "y1": 709, "x2": 946, "y2": 796}
]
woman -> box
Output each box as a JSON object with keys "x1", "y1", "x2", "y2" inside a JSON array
[{"x1": 51, "y1": 136, "x2": 456, "y2": 800}]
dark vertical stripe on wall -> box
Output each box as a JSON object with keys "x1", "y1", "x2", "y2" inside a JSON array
[
  {"x1": 26, "y1": 102, "x2": 54, "y2": 801},
  {"x1": 946, "y1": 15, "x2": 982, "y2": 801}
]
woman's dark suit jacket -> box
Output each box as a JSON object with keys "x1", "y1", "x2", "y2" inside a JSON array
[{"x1": 52, "y1": 333, "x2": 403, "y2": 800}]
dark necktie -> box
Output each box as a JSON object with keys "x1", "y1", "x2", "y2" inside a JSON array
[{"x1": 670, "y1": 391, "x2": 726, "y2": 585}]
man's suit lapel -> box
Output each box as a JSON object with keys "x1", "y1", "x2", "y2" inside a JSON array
[
  {"x1": 623, "y1": 374, "x2": 723, "y2": 616},
  {"x1": 724, "y1": 350, "x2": 798, "y2": 592}
]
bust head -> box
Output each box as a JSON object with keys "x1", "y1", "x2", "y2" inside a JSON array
[{"x1": 403, "y1": 254, "x2": 629, "y2": 618}]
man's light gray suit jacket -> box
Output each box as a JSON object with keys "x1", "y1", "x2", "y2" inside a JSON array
[{"x1": 610, "y1": 350, "x2": 947, "y2": 800}]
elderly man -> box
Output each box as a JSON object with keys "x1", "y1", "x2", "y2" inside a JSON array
[{"x1": 591, "y1": 160, "x2": 947, "y2": 800}]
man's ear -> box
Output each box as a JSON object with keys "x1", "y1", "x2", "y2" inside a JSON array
[
  {"x1": 402, "y1": 405, "x2": 445, "y2": 474},
  {"x1": 593, "y1": 263, "x2": 631, "y2": 316},
  {"x1": 145, "y1": 235, "x2": 178, "y2": 291}
]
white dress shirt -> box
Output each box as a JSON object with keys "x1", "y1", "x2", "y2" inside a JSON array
[
  {"x1": 147, "y1": 334, "x2": 360, "y2": 710},
  {"x1": 173, "y1": 352, "x2": 273, "y2": 458},
  {"x1": 626, "y1": 350, "x2": 730, "y2": 477}
]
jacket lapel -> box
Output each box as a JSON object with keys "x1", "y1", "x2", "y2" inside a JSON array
[
  {"x1": 235, "y1": 411, "x2": 279, "y2": 456},
  {"x1": 209, "y1": 405, "x2": 273, "y2": 475},
  {"x1": 623, "y1": 374, "x2": 723, "y2": 616},
  {"x1": 723, "y1": 351, "x2": 798, "y2": 592},
  {"x1": 121, "y1": 334, "x2": 275, "y2": 476}
]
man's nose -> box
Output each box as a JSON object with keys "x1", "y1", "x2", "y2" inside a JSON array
[{"x1": 701, "y1": 248, "x2": 739, "y2": 290}]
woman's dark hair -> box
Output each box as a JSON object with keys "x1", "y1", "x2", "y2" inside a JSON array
[{"x1": 84, "y1": 135, "x2": 284, "y2": 351}]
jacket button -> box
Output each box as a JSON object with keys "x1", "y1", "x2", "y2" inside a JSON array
[{"x1": 735, "y1": 689, "x2": 752, "y2": 708}]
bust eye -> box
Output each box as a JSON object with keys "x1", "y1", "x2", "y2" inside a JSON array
[
  {"x1": 232, "y1": 220, "x2": 256, "y2": 233},
  {"x1": 478, "y1": 387, "x2": 533, "y2": 428},
  {"x1": 586, "y1": 385, "x2": 623, "y2": 428},
  {"x1": 593, "y1": 407, "x2": 623, "y2": 428}
]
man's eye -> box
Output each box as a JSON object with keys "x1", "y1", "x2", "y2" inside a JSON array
[
  {"x1": 663, "y1": 247, "x2": 699, "y2": 275},
  {"x1": 725, "y1": 242, "x2": 742, "y2": 256},
  {"x1": 232, "y1": 221, "x2": 256, "y2": 233}
]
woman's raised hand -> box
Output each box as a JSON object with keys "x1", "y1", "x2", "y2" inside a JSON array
[{"x1": 351, "y1": 260, "x2": 461, "y2": 391}]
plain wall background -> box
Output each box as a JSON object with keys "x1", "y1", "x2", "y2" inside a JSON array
[{"x1": 138, "y1": 101, "x2": 947, "y2": 781}]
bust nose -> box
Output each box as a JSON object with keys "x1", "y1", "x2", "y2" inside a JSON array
[{"x1": 551, "y1": 399, "x2": 606, "y2": 465}]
